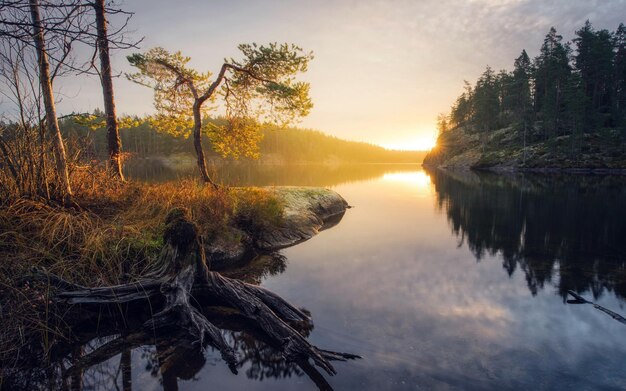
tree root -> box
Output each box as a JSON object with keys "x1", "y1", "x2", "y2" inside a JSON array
[{"x1": 16, "y1": 208, "x2": 359, "y2": 389}]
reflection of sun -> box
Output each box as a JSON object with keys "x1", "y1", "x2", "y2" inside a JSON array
[{"x1": 382, "y1": 171, "x2": 431, "y2": 188}]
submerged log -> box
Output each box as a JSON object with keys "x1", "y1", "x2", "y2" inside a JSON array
[{"x1": 18, "y1": 207, "x2": 358, "y2": 389}]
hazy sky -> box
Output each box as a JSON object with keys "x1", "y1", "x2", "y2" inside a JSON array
[{"x1": 28, "y1": 0, "x2": 626, "y2": 149}]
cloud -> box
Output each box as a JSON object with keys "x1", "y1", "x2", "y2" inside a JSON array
[{"x1": 3, "y1": 0, "x2": 623, "y2": 147}]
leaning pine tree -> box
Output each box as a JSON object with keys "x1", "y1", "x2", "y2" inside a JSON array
[{"x1": 126, "y1": 44, "x2": 313, "y2": 186}]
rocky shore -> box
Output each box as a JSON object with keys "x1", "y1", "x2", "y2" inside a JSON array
[
  {"x1": 207, "y1": 187, "x2": 349, "y2": 269},
  {"x1": 424, "y1": 125, "x2": 626, "y2": 173}
]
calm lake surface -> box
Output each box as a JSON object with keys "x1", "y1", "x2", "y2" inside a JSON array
[{"x1": 74, "y1": 164, "x2": 626, "y2": 389}]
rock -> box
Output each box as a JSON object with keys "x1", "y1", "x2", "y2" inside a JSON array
[
  {"x1": 254, "y1": 187, "x2": 349, "y2": 250},
  {"x1": 204, "y1": 229, "x2": 254, "y2": 270},
  {"x1": 205, "y1": 187, "x2": 349, "y2": 270}
]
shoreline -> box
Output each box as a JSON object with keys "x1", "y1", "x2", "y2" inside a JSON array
[
  {"x1": 423, "y1": 163, "x2": 626, "y2": 176},
  {"x1": 207, "y1": 186, "x2": 349, "y2": 269}
]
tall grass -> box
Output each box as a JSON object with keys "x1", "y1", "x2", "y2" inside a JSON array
[{"x1": 0, "y1": 132, "x2": 284, "y2": 372}]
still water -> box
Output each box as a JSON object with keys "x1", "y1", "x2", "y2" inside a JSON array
[{"x1": 43, "y1": 164, "x2": 626, "y2": 389}]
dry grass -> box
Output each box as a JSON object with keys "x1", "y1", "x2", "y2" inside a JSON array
[
  {"x1": 1, "y1": 165, "x2": 284, "y2": 286},
  {"x1": 0, "y1": 165, "x2": 284, "y2": 372}
]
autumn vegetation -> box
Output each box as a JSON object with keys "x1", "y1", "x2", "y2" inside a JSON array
[{"x1": 0, "y1": 1, "x2": 362, "y2": 387}]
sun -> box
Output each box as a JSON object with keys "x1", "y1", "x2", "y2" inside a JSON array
[
  {"x1": 382, "y1": 133, "x2": 437, "y2": 151},
  {"x1": 413, "y1": 136, "x2": 437, "y2": 151}
]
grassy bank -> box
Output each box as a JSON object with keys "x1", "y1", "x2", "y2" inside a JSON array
[
  {"x1": 0, "y1": 168, "x2": 285, "y2": 289},
  {"x1": 0, "y1": 168, "x2": 288, "y2": 373}
]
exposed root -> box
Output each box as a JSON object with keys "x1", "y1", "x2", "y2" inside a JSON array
[{"x1": 14, "y1": 207, "x2": 359, "y2": 389}]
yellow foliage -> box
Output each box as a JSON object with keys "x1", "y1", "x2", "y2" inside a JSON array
[{"x1": 126, "y1": 44, "x2": 313, "y2": 162}]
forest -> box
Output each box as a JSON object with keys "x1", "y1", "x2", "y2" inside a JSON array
[
  {"x1": 54, "y1": 113, "x2": 426, "y2": 165},
  {"x1": 428, "y1": 21, "x2": 626, "y2": 169}
]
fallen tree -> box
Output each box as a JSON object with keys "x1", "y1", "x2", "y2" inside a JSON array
[{"x1": 6, "y1": 207, "x2": 358, "y2": 390}]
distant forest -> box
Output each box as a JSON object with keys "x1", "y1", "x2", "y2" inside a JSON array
[
  {"x1": 56, "y1": 115, "x2": 426, "y2": 164},
  {"x1": 438, "y1": 21, "x2": 626, "y2": 148}
]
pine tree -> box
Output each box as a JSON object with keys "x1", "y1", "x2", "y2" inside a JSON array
[
  {"x1": 512, "y1": 50, "x2": 533, "y2": 162},
  {"x1": 573, "y1": 20, "x2": 616, "y2": 130},
  {"x1": 614, "y1": 23, "x2": 626, "y2": 129},
  {"x1": 473, "y1": 66, "x2": 500, "y2": 132},
  {"x1": 534, "y1": 27, "x2": 571, "y2": 139}
]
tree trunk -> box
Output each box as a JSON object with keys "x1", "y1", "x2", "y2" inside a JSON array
[
  {"x1": 94, "y1": 0, "x2": 124, "y2": 180},
  {"x1": 29, "y1": 0, "x2": 72, "y2": 204},
  {"x1": 121, "y1": 349, "x2": 131, "y2": 391},
  {"x1": 192, "y1": 101, "x2": 217, "y2": 188}
]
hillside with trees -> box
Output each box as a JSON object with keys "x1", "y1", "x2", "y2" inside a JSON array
[
  {"x1": 424, "y1": 21, "x2": 626, "y2": 171},
  {"x1": 56, "y1": 114, "x2": 427, "y2": 165}
]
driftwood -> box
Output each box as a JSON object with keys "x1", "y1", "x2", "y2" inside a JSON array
[
  {"x1": 567, "y1": 290, "x2": 626, "y2": 326},
  {"x1": 14, "y1": 208, "x2": 358, "y2": 390}
]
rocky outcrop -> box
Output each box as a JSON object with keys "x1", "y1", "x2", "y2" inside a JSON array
[
  {"x1": 254, "y1": 187, "x2": 348, "y2": 250},
  {"x1": 206, "y1": 187, "x2": 349, "y2": 269},
  {"x1": 423, "y1": 126, "x2": 482, "y2": 169},
  {"x1": 424, "y1": 125, "x2": 626, "y2": 172}
]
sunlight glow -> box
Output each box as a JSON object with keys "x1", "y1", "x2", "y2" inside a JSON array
[
  {"x1": 382, "y1": 130, "x2": 438, "y2": 151},
  {"x1": 382, "y1": 171, "x2": 432, "y2": 188}
]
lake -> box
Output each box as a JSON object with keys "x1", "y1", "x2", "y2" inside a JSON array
[{"x1": 14, "y1": 163, "x2": 626, "y2": 390}]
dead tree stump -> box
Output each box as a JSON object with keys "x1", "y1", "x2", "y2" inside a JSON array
[{"x1": 21, "y1": 208, "x2": 358, "y2": 388}]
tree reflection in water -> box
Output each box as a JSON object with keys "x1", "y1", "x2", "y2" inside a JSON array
[
  {"x1": 427, "y1": 168, "x2": 626, "y2": 301},
  {"x1": 0, "y1": 251, "x2": 343, "y2": 391}
]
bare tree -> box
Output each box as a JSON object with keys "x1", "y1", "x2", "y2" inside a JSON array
[
  {"x1": 1, "y1": 0, "x2": 85, "y2": 202},
  {"x1": 84, "y1": 0, "x2": 140, "y2": 180},
  {"x1": 28, "y1": 0, "x2": 72, "y2": 203},
  {"x1": 0, "y1": 38, "x2": 52, "y2": 199},
  {"x1": 93, "y1": 0, "x2": 122, "y2": 179},
  {"x1": 1, "y1": 0, "x2": 140, "y2": 192}
]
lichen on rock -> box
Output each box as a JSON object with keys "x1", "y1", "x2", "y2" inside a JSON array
[{"x1": 205, "y1": 187, "x2": 349, "y2": 269}]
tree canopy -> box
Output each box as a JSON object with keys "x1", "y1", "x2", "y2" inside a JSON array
[
  {"x1": 443, "y1": 21, "x2": 626, "y2": 147},
  {"x1": 126, "y1": 44, "x2": 313, "y2": 161}
]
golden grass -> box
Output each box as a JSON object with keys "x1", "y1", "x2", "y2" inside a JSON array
[
  {"x1": 0, "y1": 165, "x2": 285, "y2": 369},
  {"x1": 1, "y1": 166, "x2": 284, "y2": 287},
  {"x1": 0, "y1": 164, "x2": 282, "y2": 286}
]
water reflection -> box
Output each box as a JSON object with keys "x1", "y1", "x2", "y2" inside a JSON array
[
  {"x1": 5, "y1": 165, "x2": 626, "y2": 390},
  {"x1": 427, "y1": 168, "x2": 626, "y2": 301},
  {"x1": 123, "y1": 156, "x2": 423, "y2": 187},
  {"x1": 0, "y1": 257, "x2": 332, "y2": 391},
  {"x1": 220, "y1": 252, "x2": 288, "y2": 284},
  {"x1": 382, "y1": 171, "x2": 432, "y2": 188}
]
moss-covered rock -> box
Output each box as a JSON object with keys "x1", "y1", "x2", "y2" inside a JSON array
[{"x1": 205, "y1": 187, "x2": 348, "y2": 269}]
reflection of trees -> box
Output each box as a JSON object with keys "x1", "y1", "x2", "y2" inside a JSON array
[
  {"x1": 124, "y1": 159, "x2": 422, "y2": 187},
  {"x1": 233, "y1": 331, "x2": 304, "y2": 380},
  {"x1": 221, "y1": 252, "x2": 288, "y2": 284},
  {"x1": 1, "y1": 307, "x2": 338, "y2": 391},
  {"x1": 1, "y1": 252, "x2": 346, "y2": 391},
  {"x1": 427, "y1": 168, "x2": 626, "y2": 300}
]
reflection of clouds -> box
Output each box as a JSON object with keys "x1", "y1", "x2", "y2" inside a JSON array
[
  {"x1": 438, "y1": 303, "x2": 510, "y2": 323},
  {"x1": 262, "y1": 173, "x2": 626, "y2": 390}
]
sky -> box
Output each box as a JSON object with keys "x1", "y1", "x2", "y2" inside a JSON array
[{"x1": 9, "y1": 0, "x2": 626, "y2": 150}]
